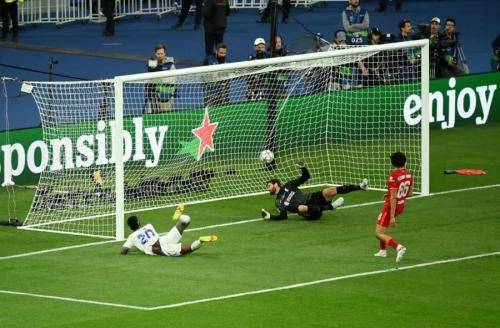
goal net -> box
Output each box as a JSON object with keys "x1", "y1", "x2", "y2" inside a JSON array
[{"x1": 20, "y1": 40, "x2": 429, "y2": 239}]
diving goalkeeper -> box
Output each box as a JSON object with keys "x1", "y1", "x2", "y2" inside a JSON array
[{"x1": 261, "y1": 161, "x2": 368, "y2": 220}]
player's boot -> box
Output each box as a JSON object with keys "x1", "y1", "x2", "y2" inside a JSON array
[
  {"x1": 374, "y1": 250, "x2": 387, "y2": 257},
  {"x1": 172, "y1": 204, "x2": 185, "y2": 221},
  {"x1": 199, "y1": 235, "x2": 218, "y2": 242},
  {"x1": 332, "y1": 197, "x2": 345, "y2": 210},
  {"x1": 359, "y1": 178, "x2": 369, "y2": 190},
  {"x1": 396, "y1": 245, "x2": 406, "y2": 262}
]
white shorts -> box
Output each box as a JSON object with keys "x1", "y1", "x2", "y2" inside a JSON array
[{"x1": 159, "y1": 226, "x2": 183, "y2": 257}]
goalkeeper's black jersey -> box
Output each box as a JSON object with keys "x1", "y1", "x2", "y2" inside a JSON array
[{"x1": 271, "y1": 167, "x2": 311, "y2": 220}]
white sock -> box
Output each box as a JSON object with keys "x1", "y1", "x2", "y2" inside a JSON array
[
  {"x1": 191, "y1": 240, "x2": 202, "y2": 251},
  {"x1": 180, "y1": 214, "x2": 191, "y2": 224}
]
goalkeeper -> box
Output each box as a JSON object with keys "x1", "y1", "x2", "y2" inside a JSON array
[{"x1": 261, "y1": 162, "x2": 368, "y2": 220}]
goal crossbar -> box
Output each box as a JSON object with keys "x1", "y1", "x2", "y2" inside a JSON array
[{"x1": 22, "y1": 39, "x2": 429, "y2": 240}]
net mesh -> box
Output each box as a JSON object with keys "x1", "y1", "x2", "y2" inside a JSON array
[{"x1": 22, "y1": 45, "x2": 423, "y2": 238}]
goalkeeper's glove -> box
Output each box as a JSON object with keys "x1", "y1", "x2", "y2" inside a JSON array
[
  {"x1": 297, "y1": 160, "x2": 306, "y2": 168},
  {"x1": 261, "y1": 209, "x2": 271, "y2": 220}
]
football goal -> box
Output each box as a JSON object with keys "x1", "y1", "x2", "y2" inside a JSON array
[{"x1": 20, "y1": 39, "x2": 429, "y2": 240}]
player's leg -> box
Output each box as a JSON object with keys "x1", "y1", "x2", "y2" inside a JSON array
[
  {"x1": 175, "y1": 214, "x2": 191, "y2": 234},
  {"x1": 307, "y1": 191, "x2": 344, "y2": 216},
  {"x1": 158, "y1": 236, "x2": 217, "y2": 256},
  {"x1": 160, "y1": 214, "x2": 199, "y2": 256},
  {"x1": 374, "y1": 211, "x2": 406, "y2": 262},
  {"x1": 157, "y1": 214, "x2": 191, "y2": 253},
  {"x1": 322, "y1": 178, "x2": 368, "y2": 202},
  {"x1": 374, "y1": 224, "x2": 389, "y2": 257},
  {"x1": 181, "y1": 235, "x2": 218, "y2": 254},
  {"x1": 180, "y1": 243, "x2": 196, "y2": 255},
  {"x1": 297, "y1": 204, "x2": 324, "y2": 220},
  {"x1": 297, "y1": 205, "x2": 309, "y2": 217},
  {"x1": 172, "y1": 204, "x2": 185, "y2": 221}
]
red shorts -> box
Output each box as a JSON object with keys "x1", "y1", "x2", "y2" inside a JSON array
[{"x1": 376, "y1": 205, "x2": 405, "y2": 228}]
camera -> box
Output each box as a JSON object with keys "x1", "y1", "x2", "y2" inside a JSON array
[
  {"x1": 147, "y1": 58, "x2": 161, "y2": 72},
  {"x1": 417, "y1": 23, "x2": 430, "y2": 36},
  {"x1": 380, "y1": 33, "x2": 396, "y2": 43}
]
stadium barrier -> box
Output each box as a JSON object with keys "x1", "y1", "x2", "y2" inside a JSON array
[
  {"x1": 2, "y1": 0, "x2": 343, "y2": 27},
  {"x1": 1, "y1": 71, "x2": 498, "y2": 186},
  {"x1": 5, "y1": 0, "x2": 177, "y2": 27}
]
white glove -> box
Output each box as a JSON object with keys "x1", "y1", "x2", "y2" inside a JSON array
[{"x1": 261, "y1": 209, "x2": 271, "y2": 220}]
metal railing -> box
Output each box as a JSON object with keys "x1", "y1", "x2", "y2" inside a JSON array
[
  {"x1": 12, "y1": 0, "x2": 177, "y2": 27},
  {"x1": 6, "y1": 0, "x2": 338, "y2": 27}
]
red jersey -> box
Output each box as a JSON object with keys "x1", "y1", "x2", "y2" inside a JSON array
[{"x1": 383, "y1": 168, "x2": 413, "y2": 212}]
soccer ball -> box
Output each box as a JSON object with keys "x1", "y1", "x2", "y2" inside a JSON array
[{"x1": 260, "y1": 150, "x2": 274, "y2": 163}]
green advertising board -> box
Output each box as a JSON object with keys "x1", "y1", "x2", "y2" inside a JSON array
[{"x1": 1, "y1": 72, "x2": 498, "y2": 186}]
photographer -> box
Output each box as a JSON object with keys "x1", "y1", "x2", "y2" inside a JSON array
[
  {"x1": 144, "y1": 44, "x2": 176, "y2": 113},
  {"x1": 359, "y1": 28, "x2": 400, "y2": 86},
  {"x1": 359, "y1": 28, "x2": 384, "y2": 86},
  {"x1": 396, "y1": 19, "x2": 414, "y2": 42},
  {"x1": 439, "y1": 18, "x2": 467, "y2": 77},
  {"x1": 204, "y1": 43, "x2": 229, "y2": 108},
  {"x1": 395, "y1": 19, "x2": 420, "y2": 81},
  {"x1": 247, "y1": 38, "x2": 270, "y2": 100},
  {"x1": 417, "y1": 17, "x2": 442, "y2": 78}
]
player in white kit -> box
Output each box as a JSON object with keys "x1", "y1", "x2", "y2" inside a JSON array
[{"x1": 120, "y1": 205, "x2": 217, "y2": 256}]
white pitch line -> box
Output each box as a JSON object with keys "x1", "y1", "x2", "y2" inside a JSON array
[
  {"x1": 1, "y1": 183, "x2": 499, "y2": 261},
  {"x1": 0, "y1": 240, "x2": 117, "y2": 260},
  {"x1": 430, "y1": 183, "x2": 500, "y2": 196},
  {"x1": 147, "y1": 251, "x2": 500, "y2": 311},
  {"x1": 1, "y1": 251, "x2": 498, "y2": 311},
  {"x1": 185, "y1": 218, "x2": 264, "y2": 232},
  {"x1": 0, "y1": 219, "x2": 264, "y2": 261},
  {"x1": 0, "y1": 289, "x2": 149, "y2": 311}
]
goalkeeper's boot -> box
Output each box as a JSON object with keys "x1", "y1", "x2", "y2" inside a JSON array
[
  {"x1": 359, "y1": 178, "x2": 369, "y2": 190},
  {"x1": 374, "y1": 250, "x2": 387, "y2": 257},
  {"x1": 172, "y1": 204, "x2": 185, "y2": 221},
  {"x1": 332, "y1": 197, "x2": 345, "y2": 210},
  {"x1": 396, "y1": 245, "x2": 406, "y2": 262},
  {"x1": 199, "y1": 235, "x2": 218, "y2": 242}
]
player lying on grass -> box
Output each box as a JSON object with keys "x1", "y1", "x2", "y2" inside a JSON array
[
  {"x1": 121, "y1": 205, "x2": 217, "y2": 257},
  {"x1": 261, "y1": 161, "x2": 368, "y2": 220},
  {"x1": 374, "y1": 151, "x2": 413, "y2": 262}
]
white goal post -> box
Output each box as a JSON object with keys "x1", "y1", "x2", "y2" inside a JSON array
[{"x1": 21, "y1": 39, "x2": 429, "y2": 240}]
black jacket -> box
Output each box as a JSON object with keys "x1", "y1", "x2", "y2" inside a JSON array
[
  {"x1": 270, "y1": 167, "x2": 311, "y2": 220},
  {"x1": 203, "y1": 0, "x2": 230, "y2": 32}
]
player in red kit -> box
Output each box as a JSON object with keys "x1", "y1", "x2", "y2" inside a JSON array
[{"x1": 374, "y1": 152, "x2": 413, "y2": 262}]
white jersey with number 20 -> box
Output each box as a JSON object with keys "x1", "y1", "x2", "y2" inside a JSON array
[{"x1": 123, "y1": 223, "x2": 160, "y2": 255}]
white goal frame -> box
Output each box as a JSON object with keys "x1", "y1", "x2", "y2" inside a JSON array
[
  {"x1": 17, "y1": 39, "x2": 429, "y2": 240},
  {"x1": 112, "y1": 39, "x2": 430, "y2": 240}
]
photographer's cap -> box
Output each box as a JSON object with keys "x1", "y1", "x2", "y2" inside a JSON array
[
  {"x1": 254, "y1": 38, "x2": 266, "y2": 46},
  {"x1": 334, "y1": 29, "x2": 347, "y2": 42},
  {"x1": 370, "y1": 27, "x2": 382, "y2": 36},
  {"x1": 430, "y1": 17, "x2": 441, "y2": 24}
]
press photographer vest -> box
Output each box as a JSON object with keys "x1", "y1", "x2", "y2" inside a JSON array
[{"x1": 344, "y1": 7, "x2": 368, "y2": 45}]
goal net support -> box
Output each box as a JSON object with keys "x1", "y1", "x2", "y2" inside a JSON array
[{"x1": 20, "y1": 40, "x2": 429, "y2": 239}]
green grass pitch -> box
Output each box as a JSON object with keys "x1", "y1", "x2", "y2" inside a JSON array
[{"x1": 1, "y1": 123, "x2": 499, "y2": 327}]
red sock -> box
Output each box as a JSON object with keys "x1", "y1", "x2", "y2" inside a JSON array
[
  {"x1": 379, "y1": 240, "x2": 387, "y2": 250},
  {"x1": 387, "y1": 238, "x2": 399, "y2": 249}
]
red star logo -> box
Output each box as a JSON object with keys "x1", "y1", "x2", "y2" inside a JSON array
[{"x1": 192, "y1": 109, "x2": 219, "y2": 160}]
